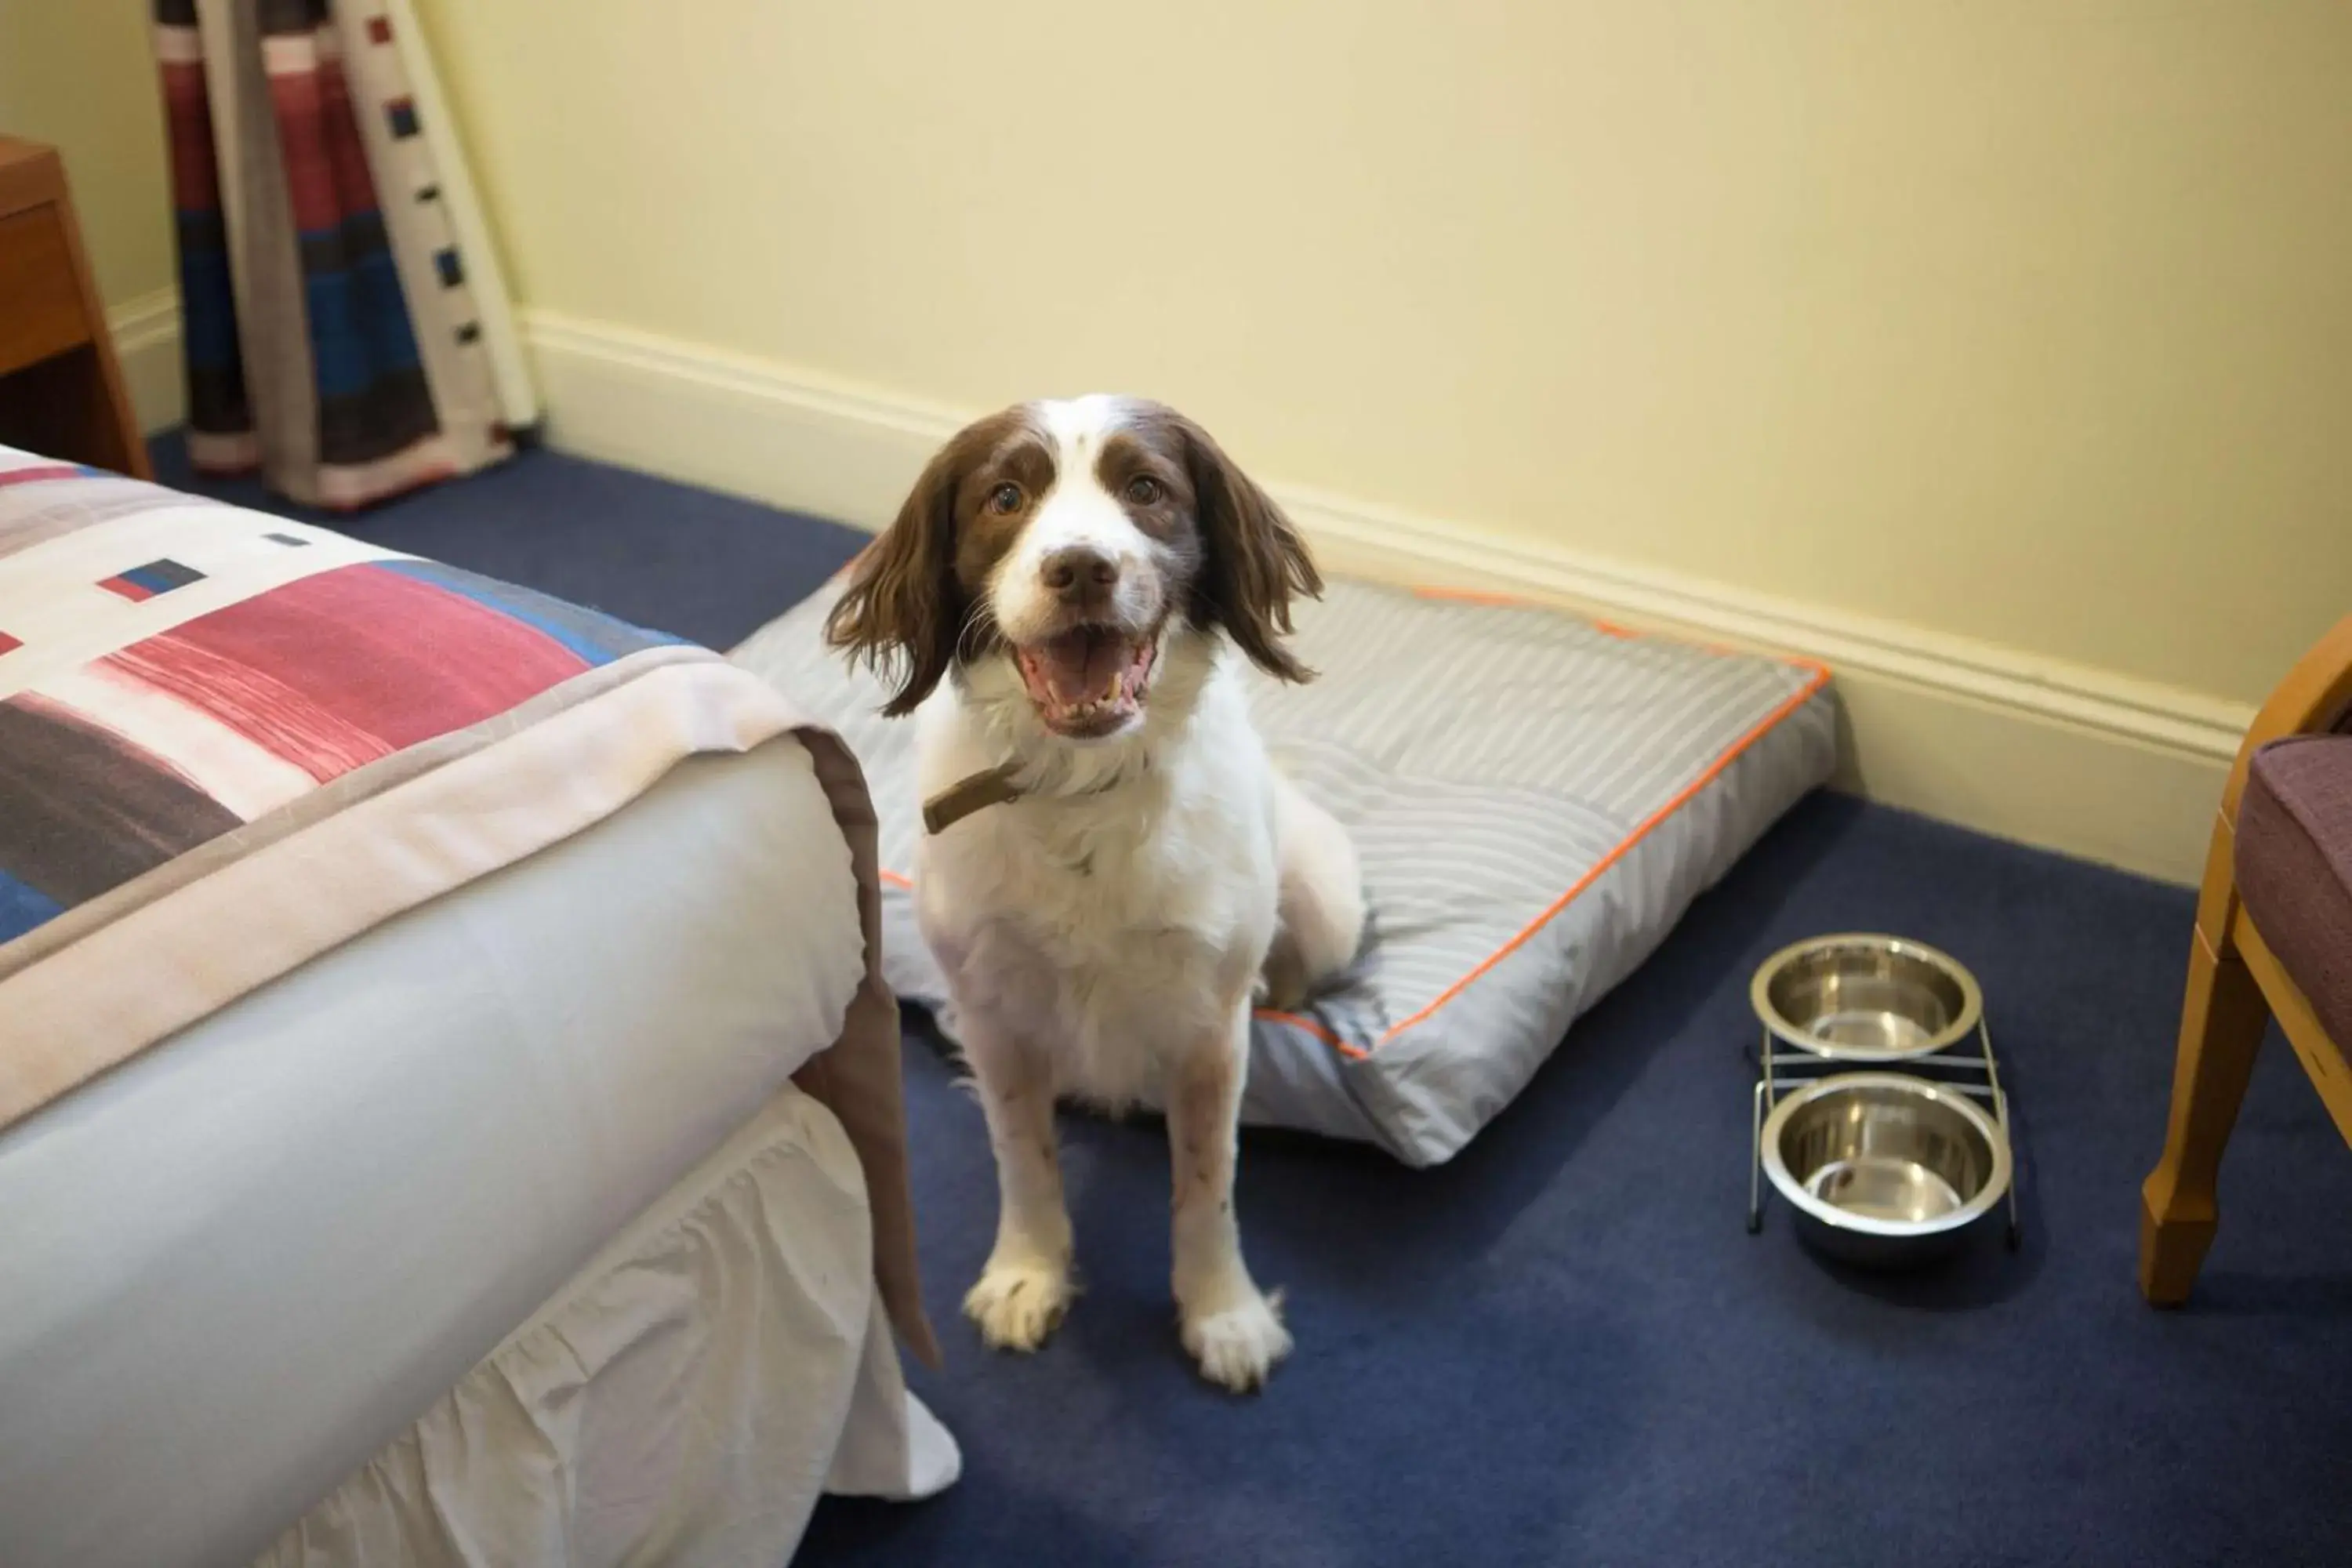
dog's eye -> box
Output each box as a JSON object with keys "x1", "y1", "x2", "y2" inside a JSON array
[
  {"x1": 986, "y1": 483, "x2": 1022, "y2": 514},
  {"x1": 1123, "y1": 475, "x2": 1164, "y2": 506}
]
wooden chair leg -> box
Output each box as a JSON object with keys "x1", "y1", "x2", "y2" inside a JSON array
[{"x1": 2140, "y1": 924, "x2": 2271, "y2": 1304}]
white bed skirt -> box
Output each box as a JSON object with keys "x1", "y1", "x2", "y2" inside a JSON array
[{"x1": 256, "y1": 1087, "x2": 958, "y2": 1567}]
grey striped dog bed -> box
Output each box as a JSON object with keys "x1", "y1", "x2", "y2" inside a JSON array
[{"x1": 735, "y1": 578, "x2": 1835, "y2": 1167}]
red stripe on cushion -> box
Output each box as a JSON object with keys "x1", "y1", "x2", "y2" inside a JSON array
[
  {"x1": 98, "y1": 576, "x2": 158, "y2": 603},
  {"x1": 0, "y1": 466, "x2": 85, "y2": 488},
  {"x1": 102, "y1": 637, "x2": 392, "y2": 782},
  {"x1": 144, "y1": 564, "x2": 591, "y2": 760}
]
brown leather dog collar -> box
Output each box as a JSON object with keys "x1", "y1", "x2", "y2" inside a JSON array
[
  {"x1": 920, "y1": 755, "x2": 1145, "y2": 834},
  {"x1": 921, "y1": 764, "x2": 1025, "y2": 834}
]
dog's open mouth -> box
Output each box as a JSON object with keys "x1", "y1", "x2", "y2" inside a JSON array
[{"x1": 1014, "y1": 625, "x2": 1158, "y2": 739}]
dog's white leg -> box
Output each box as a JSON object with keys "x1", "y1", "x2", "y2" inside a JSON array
[
  {"x1": 1168, "y1": 1005, "x2": 1291, "y2": 1392},
  {"x1": 963, "y1": 1027, "x2": 1076, "y2": 1352}
]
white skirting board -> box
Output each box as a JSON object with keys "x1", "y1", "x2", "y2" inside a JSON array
[
  {"x1": 111, "y1": 297, "x2": 2231, "y2": 886},
  {"x1": 520, "y1": 309, "x2": 2246, "y2": 887},
  {"x1": 107, "y1": 290, "x2": 186, "y2": 437}
]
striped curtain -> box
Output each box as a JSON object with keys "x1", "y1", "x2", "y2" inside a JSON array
[{"x1": 153, "y1": 0, "x2": 537, "y2": 511}]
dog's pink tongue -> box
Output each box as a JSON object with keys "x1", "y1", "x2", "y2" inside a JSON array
[{"x1": 1040, "y1": 631, "x2": 1126, "y2": 705}]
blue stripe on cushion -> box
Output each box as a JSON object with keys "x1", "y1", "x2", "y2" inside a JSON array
[
  {"x1": 373, "y1": 561, "x2": 688, "y2": 666},
  {"x1": 119, "y1": 560, "x2": 206, "y2": 596},
  {"x1": 0, "y1": 870, "x2": 63, "y2": 945}
]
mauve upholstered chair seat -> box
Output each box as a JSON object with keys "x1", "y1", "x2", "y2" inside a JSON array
[{"x1": 2236, "y1": 734, "x2": 2352, "y2": 1048}]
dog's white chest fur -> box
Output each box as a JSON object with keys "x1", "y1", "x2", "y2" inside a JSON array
[{"x1": 913, "y1": 659, "x2": 1279, "y2": 1108}]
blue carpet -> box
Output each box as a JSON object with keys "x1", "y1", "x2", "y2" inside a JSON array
[{"x1": 157, "y1": 440, "x2": 2352, "y2": 1566}]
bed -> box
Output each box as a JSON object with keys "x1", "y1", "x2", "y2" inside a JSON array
[{"x1": 0, "y1": 445, "x2": 952, "y2": 1566}]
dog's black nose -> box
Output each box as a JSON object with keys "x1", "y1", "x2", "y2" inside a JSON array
[{"x1": 1042, "y1": 546, "x2": 1119, "y2": 601}]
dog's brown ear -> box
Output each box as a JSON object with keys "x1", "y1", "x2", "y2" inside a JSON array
[
  {"x1": 825, "y1": 446, "x2": 965, "y2": 717},
  {"x1": 1180, "y1": 416, "x2": 1323, "y2": 682}
]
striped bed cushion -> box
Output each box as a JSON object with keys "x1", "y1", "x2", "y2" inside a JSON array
[{"x1": 737, "y1": 577, "x2": 1835, "y2": 1166}]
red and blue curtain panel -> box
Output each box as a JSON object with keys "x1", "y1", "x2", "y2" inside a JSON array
[{"x1": 153, "y1": 0, "x2": 531, "y2": 510}]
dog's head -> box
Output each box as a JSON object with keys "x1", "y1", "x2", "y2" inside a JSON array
[{"x1": 824, "y1": 396, "x2": 1321, "y2": 739}]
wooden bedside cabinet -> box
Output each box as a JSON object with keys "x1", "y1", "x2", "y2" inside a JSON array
[{"x1": 0, "y1": 135, "x2": 153, "y2": 481}]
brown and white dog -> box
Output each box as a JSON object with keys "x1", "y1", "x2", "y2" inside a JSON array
[{"x1": 826, "y1": 396, "x2": 1364, "y2": 1391}]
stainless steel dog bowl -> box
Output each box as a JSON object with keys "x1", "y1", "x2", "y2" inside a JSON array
[
  {"x1": 1751, "y1": 933, "x2": 1983, "y2": 1062},
  {"x1": 1759, "y1": 1073, "x2": 2012, "y2": 1267}
]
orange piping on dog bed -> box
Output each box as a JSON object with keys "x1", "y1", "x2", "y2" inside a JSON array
[
  {"x1": 1256, "y1": 1007, "x2": 1365, "y2": 1061},
  {"x1": 1409, "y1": 583, "x2": 1635, "y2": 638},
  {"x1": 1376, "y1": 662, "x2": 1831, "y2": 1044}
]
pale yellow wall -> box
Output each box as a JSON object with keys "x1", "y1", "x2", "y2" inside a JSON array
[
  {"x1": 449, "y1": 3, "x2": 2352, "y2": 704},
  {"x1": 0, "y1": 0, "x2": 172, "y2": 309}
]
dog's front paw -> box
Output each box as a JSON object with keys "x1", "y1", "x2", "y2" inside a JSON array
[
  {"x1": 1181, "y1": 1288, "x2": 1292, "y2": 1393},
  {"x1": 964, "y1": 1257, "x2": 1074, "y2": 1353}
]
